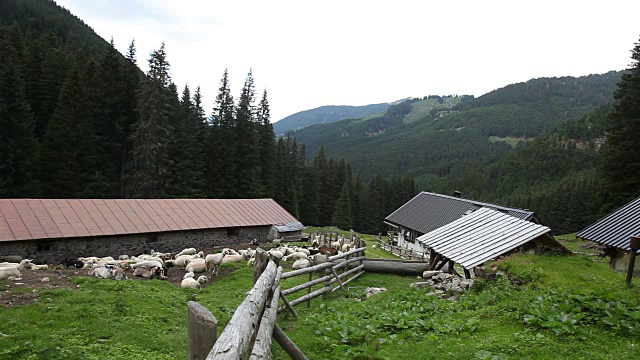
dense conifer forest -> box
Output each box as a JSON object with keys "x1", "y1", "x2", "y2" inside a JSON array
[
  {"x1": 0, "y1": 0, "x2": 416, "y2": 235},
  {"x1": 2, "y1": 0, "x2": 639, "y2": 237}
]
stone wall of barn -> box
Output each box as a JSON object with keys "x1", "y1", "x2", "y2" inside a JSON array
[{"x1": 0, "y1": 225, "x2": 277, "y2": 263}]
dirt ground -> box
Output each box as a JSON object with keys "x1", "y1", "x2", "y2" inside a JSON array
[{"x1": 1, "y1": 241, "x2": 279, "y2": 308}]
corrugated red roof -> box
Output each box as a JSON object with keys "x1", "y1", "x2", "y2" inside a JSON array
[{"x1": 0, "y1": 199, "x2": 298, "y2": 242}]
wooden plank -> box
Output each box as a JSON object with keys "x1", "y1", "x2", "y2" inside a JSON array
[
  {"x1": 278, "y1": 292, "x2": 298, "y2": 318},
  {"x1": 187, "y1": 301, "x2": 217, "y2": 360},
  {"x1": 281, "y1": 274, "x2": 334, "y2": 296},
  {"x1": 272, "y1": 324, "x2": 309, "y2": 360},
  {"x1": 331, "y1": 268, "x2": 346, "y2": 292},
  {"x1": 207, "y1": 262, "x2": 278, "y2": 360},
  {"x1": 288, "y1": 286, "x2": 332, "y2": 308},
  {"x1": 249, "y1": 268, "x2": 282, "y2": 360},
  {"x1": 307, "y1": 271, "x2": 313, "y2": 308}
]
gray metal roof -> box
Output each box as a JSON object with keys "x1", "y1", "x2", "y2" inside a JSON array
[
  {"x1": 417, "y1": 207, "x2": 551, "y2": 269},
  {"x1": 274, "y1": 222, "x2": 304, "y2": 233},
  {"x1": 385, "y1": 192, "x2": 535, "y2": 234},
  {"x1": 577, "y1": 195, "x2": 640, "y2": 253}
]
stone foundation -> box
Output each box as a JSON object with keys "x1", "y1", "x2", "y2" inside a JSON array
[{"x1": 0, "y1": 225, "x2": 276, "y2": 264}]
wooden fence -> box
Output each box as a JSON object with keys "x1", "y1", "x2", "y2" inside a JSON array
[
  {"x1": 187, "y1": 238, "x2": 366, "y2": 360},
  {"x1": 377, "y1": 234, "x2": 429, "y2": 261}
]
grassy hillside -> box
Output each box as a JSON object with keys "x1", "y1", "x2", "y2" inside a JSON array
[
  {"x1": 273, "y1": 103, "x2": 390, "y2": 135},
  {"x1": 2, "y1": 249, "x2": 637, "y2": 359}
]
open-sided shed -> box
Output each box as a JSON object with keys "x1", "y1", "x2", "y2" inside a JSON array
[
  {"x1": 577, "y1": 195, "x2": 640, "y2": 269},
  {"x1": 417, "y1": 207, "x2": 566, "y2": 277}
]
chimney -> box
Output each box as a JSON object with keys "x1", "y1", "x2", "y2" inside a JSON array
[{"x1": 453, "y1": 191, "x2": 462, "y2": 198}]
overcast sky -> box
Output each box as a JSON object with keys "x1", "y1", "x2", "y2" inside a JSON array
[{"x1": 55, "y1": 0, "x2": 640, "y2": 122}]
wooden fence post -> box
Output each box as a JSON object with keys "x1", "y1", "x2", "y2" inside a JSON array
[
  {"x1": 187, "y1": 301, "x2": 217, "y2": 360},
  {"x1": 273, "y1": 324, "x2": 309, "y2": 360}
]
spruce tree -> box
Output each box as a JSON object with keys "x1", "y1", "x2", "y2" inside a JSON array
[
  {"x1": 332, "y1": 183, "x2": 353, "y2": 230},
  {"x1": 41, "y1": 64, "x2": 109, "y2": 197},
  {"x1": 207, "y1": 69, "x2": 236, "y2": 198},
  {"x1": 257, "y1": 89, "x2": 276, "y2": 197},
  {"x1": 120, "y1": 39, "x2": 140, "y2": 195},
  {"x1": 234, "y1": 70, "x2": 261, "y2": 197},
  {"x1": 125, "y1": 44, "x2": 173, "y2": 198},
  {"x1": 602, "y1": 36, "x2": 640, "y2": 208},
  {"x1": 0, "y1": 32, "x2": 40, "y2": 197}
]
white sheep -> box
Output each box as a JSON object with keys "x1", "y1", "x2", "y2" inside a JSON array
[
  {"x1": 267, "y1": 250, "x2": 284, "y2": 260},
  {"x1": 221, "y1": 254, "x2": 244, "y2": 264},
  {"x1": 331, "y1": 241, "x2": 341, "y2": 250},
  {"x1": 222, "y1": 248, "x2": 239, "y2": 256},
  {"x1": 174, "y1": 255, "x2": 194, "y2": 268},
  {"x1": 30, "y1": 264, "x2": 49, "y2": 271},
  {"x1": 89, "y1": 265, "x2": 116, "y2": 279},
  {"x1": 293, "y1": 247, "x2": 310, "y2": 256},
  {"x1": 186, "y1": 258, "x2": 206, "y2": 273},
  {"x1": 341, "y1": 244, "x2": 351, "y2": 252},
  {"x1": 0, "y1": 259, "x2": 30, "y2": 280},
  {"x1": 183, "y1": 268, "x2": 195, "y2": 280},
  {"x1": 205, "y1": 253, "x2": 226, "y2": 276},
  {"x1": 118, "y1": 255, "x2": 130, "y2": 260},
  {"x1": 283, "y1": 252, "x2": 308, "y2": 262},
  {"x1": 247, "y1": 258, "x2": 255, "y2": 267},
  {"x1": 181, "y1": 275, "x2": 207, "y2": 289},
  {"x1": 272, "y1": 238, "x2": 282, "y2": 244},
  {"x1": 130, "y1": 260, "x2": 164, "y2": 269},
  {"x1": 176, "y1": 248, "x2": 197, "y2": 257},
  {"x1": 292, "y1": 258, "x2": 311, "y2": 270},
  {"x1": 133, "y1": 266, "x2": 164, "y2": 279}
]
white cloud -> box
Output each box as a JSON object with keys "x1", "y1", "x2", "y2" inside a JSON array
[{"x1": 55, "y1": 0, "x2": 640, "y2": 120}]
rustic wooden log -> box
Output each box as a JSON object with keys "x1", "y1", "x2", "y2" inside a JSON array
[
  {"x1": 362, "y1": 258, "x2": 428, "y2": 275},
  {"x1": 188, "y1": 301, "x2": 217, "y2": 360},
  {"x1": 330, "y1": 264, "x2": 365, "y2": 283},
  {"x1": 428, "y1": 253, "x2": 442, "y2": 270},
  {"x1": 272, "y1": 324, "x2": 309, "y2": 360},
  {"x1": 281, "y1": 273, "x2": 334, "y2": 296},
  {"x1": 331, "y1": 256, "x2": 366, "y2": 270},
  {"x1": 331, "y1": 270, "x2": 365, "y2": 292},
  {"x1": 253, "y1": 248, "x2": 270, "y2": 284},
  {"x1": 307, "y1": 271, "x2": 313, "y2": 308},
  {"x1": 435, "y1": 258, "x2": 448, "y2": 271},
  {"x1": 278, "y1": 292, "x2": 299, "y2": 318},
  {"x1": 288, "y1": 286, "x2": 332, "y2": 308},
  {"x1": 281, "y1": 248, "x2": 366, "y2": 279},
  {"x1": 207, "y1": 261, "x2": 277, "y2": 360},
  {"x1": 249, "y1": 268, "x2": 282, "y2": 360},
  {"x1": 446, "y1": 260, "x2": 454, "y2": 274},
  {"x1": 463, "y1": 268, "x2": 472, "y2": 279},
  {"x1": 327, "y1": 247, "x2": 367, "y2": 261},
  {"x1": 331, "y1": 268, "x2": 346, "y2": 292}
]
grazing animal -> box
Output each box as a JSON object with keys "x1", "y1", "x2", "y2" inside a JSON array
[
  {"x1": 118, "y1": 255, "x2": 130, "y2": 260},
  {"x1": 183, "y1": 268, "x2": 195, "y2": 280},
  {"x1": 0, "y1": 260, "x2": 30, "y2": 279},
  {"x1": 292, "y1": 258, "x2": 311, "y2": 270},
  {"x1": 205, "y1": 253, "x2": 226, "y2": 276},
  {"x1": 89, "y1": 265, "x2": 116, "y2": 279},
  {"x1": 341, "y1": 244, "x2": 351, "y2": 252},
  {"x1": 318, "y1": 245, "x2": 338, "y2": 256},
  {"x1": 186, "y1": 258, "x2": 206, "y2": 273},
  {"x1": 268, "y1": 250, "x2": 284, "y2": 260},
  {"x1": 133, "y1": 266, "x2": 164, "y2": 279},
  {"x1": 181, "y1": 275, "x2": 208, "y2": 289},
  {"x1": 62, "y1": 258, "x2": 84, "y2": 269},
  {"x1": 283, "y1": 252, "x2": 308, "y2": 262},
  {"x1": 247, "y1": 258, "x2": 255, "y2": 267},
  {"x1": 30, "y1": 264, "x2": 48, "y2": 271},
  {"x1": 331, "y1": 241, "x2": 341, "y2": 250},
  {"x1": 221, "y1": 254, "x2": 244, "y2": 264},
  {"x1": 176, "y1": 248, "x2": 197, "y2": 257}
]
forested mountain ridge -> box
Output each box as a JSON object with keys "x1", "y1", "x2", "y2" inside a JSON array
[
  {"x1": 292, "y1": 72, "x2": 622, "y2": 181},
  {"x1": 273, "y1": 103, "x2": 390, "y2": 135},
  {"x1": 0, "y1": 0, "x2": 417, "y2": 235}
]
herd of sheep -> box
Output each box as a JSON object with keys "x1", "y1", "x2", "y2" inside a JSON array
[{"x1": 0, "y1": 234, "x2": 361, "y2": 290}]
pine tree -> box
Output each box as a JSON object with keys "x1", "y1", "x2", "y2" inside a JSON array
[
  {"x1": 207, "y1": 69, "x2": 236, "y2": 198},
  {"x1": 257, "y1": 89, "x2": 276, "y2": 197},
  {"x1": 119, "y1": 39, "x2": 140, "y2": 196},
  {"x1": 125, "y1": 44, "x2": 173, "y2": 198},
  {"x1": 602, "y1": 36, "x2": 640, "y2": 208},
  {"x1": 332, "y1": 183, "x2": 353, "y2": 230},
  {"x1": 234, "y1": 70, "x2": 261, "y2": 198},
  {"x1": 41, "y1": 64, "x2": 109, "y2": 197},
  {"x1": 168, "y1": 84, "x2": 206, "y2": 197},
  {"x1": 0, "y1": 30, "x2": 40, "y2": 197}
]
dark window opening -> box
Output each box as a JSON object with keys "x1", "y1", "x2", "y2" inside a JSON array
[
  {"x1": 36, "y1": 243, "x2": 52, "y2": 252},
  {"x1": 147, "y1": 233, "x2": 159, "y2": 243},
  {"x1": 227, "y1": 227, "x2": 241, "y2": 236}
]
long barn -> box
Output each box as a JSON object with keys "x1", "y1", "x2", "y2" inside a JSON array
[{"x1": 0, "y1": 199, "x2": 300, "y2": 263}]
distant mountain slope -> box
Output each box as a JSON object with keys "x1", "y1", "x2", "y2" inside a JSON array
[
  {"x1": 292, "y1": 72, "x2": 622, "y2": 181},
  {"x1": 273, "y1": 103, "x2": 390, "y2": 135},
  {"x1": 427, "y1": 106, "x2": 611, "y2": 234}
]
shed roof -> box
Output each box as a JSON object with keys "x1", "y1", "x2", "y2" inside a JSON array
[
  {"x1": 577, "y1": 195, "x2": 640, "y2": 253},
  {"x1": 417, "y1": 207, "x2": 551, "y2": 269},
  {"x1": 385, "y1": 192, "x2": 535, "y2": 234},
  {"x1": 274, "y1": 222, "x2": 304, "y2": 233},
  {"x1": 0, "y1": 199, "x2": 298, "y2": 242}
]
